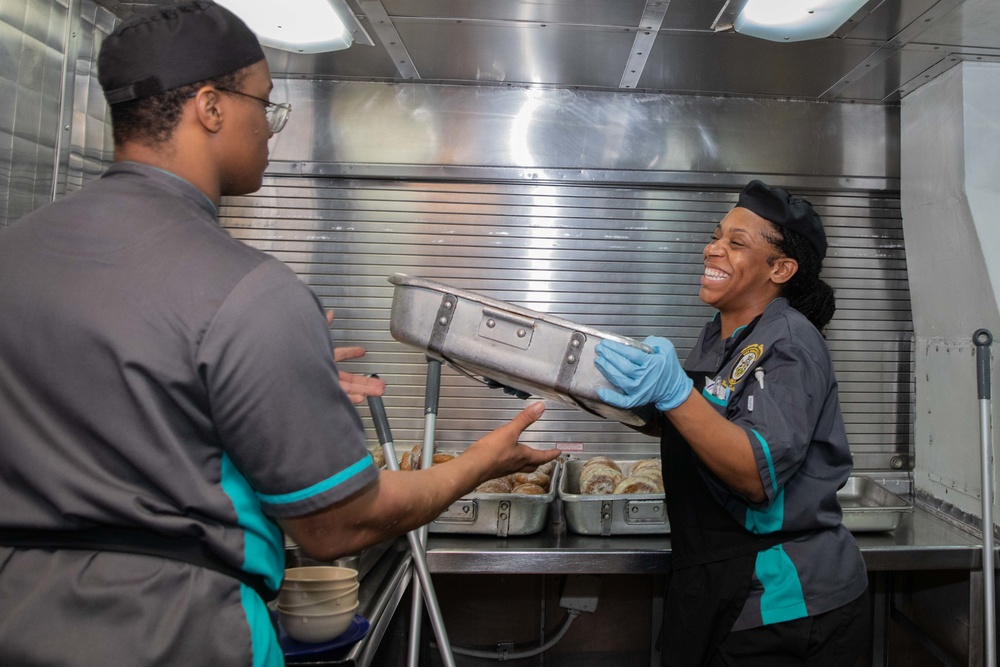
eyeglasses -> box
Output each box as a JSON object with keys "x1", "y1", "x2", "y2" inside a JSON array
[{"x1": 214, "y1": 87, "x2": 291, "y2": 134}]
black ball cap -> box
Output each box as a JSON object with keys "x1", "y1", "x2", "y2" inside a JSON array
[
  {"x1": 98, "y1": 1, "x2": 265, "y2": 105},
  {"x1": 737, "y1": 180, "x2": 827, "y2": 260}
]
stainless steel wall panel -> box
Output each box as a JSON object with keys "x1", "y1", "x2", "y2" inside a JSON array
[
  {"x1": 267, "y1": 80, "x2": 900, "y2": 190},
  {"x1": 0, "y1": 0, "x2": 67, "y2": 226},
  {"x1": 220, "y1": 177, "x2": 912, "y2": 469},
  {"x1": 62, "y1": 0, "x2": 114, "y2": 193}
]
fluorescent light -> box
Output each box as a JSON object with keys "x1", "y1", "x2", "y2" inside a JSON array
[
  {"x1": 216, "y1": 0, "x2": 366, "y2": 53},
  {"x1": 734, "y1": 0, "x2": 868, "y2": 42}
]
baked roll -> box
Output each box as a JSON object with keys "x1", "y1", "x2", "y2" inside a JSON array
[
  {"x1": 579, "y1": 462, "x2": 624, "y2": 494},
  {"x1": 511, "y1": 483, "x2": 546, "y2": 495},
  {"x1": 475, "y1": 477, "x2": 514, "y2": 494},
  {"x1": 613, "y1": 476, "x2": 662, "y2": 495}
]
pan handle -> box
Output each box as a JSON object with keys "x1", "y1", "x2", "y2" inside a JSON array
[
  {"x1": 365, "y1": 374, "x2": 395, "y2": 450},
  {"x1": 975, "y1": 329, "x2": 993, "y2": 400}
]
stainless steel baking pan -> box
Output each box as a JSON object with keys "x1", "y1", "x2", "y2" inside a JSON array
[
  {"x1": 837, "y1": 476, "x2": 912, "y2": 533},
  {"x1": 388, "y1": 273, "x2": 655, "y2": 427},
  {"x1": 559, "y1": 459, "x2": 670, "y2": 536},
  {"x1": 428, "y1": 463, "x2": 562, "y2": 537}
]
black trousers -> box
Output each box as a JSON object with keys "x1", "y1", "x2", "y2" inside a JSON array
[{"x1": 706, "y1": 591, "x2": 870, "y2": 667}]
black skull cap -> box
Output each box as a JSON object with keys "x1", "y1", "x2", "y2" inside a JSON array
[
  {"x1": 98, "y1": 1, "x2": 265, "y2": 105},
  {"x1": 737, "y1": 179, "x2": 827, "y2": 260}
]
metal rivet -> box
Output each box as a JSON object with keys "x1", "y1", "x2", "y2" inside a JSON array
[
  {"x1": 487, "y1": 319, "x2": 496, "y2": 328},
  {"x1": 517, "y1": 329, "x2": 526, "y2": 338},
  {"x1": 444, "y1": 300, "x2": 454, "y2": 310},
  {"x1": 571, "y1": 339, "x2": 581, "y2": 348},
  {"x1": 438, "y1": 317, "x2": 449, "y2": 326},
  {"x1": 566, "y1": 355, "x2": 577, "y2": 364}
]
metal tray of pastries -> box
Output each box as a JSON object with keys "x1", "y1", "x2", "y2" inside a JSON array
[
  {"x1": 429, "y1": 458, "x2": 561, "y2": 536},
  {"x1": 559, "y1": 457, "x2": 669, "y2": 536},
  {"x1": 388, "y1": 273, "x2": 655, "y2": 427}
]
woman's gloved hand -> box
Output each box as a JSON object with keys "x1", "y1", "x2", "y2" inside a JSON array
[{"x1": 595, "y1": 336, "x2": 694, "y2": 412}]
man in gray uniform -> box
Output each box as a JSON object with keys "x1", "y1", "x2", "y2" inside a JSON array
[
  {"x1": 0, "y1": 3, "x2": 558, "y2": 665},
  {"x1": 596, "y1": 180, "x2": 869, "y2": 665}
]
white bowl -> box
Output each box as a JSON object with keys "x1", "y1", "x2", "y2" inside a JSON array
[
  {"x1": 277, "y1": 582, "x2": 360, "y2": 611},
  {"x1": 279, "y1": 601, "x2": 359, "y2": 643},
  {"x1": 282, "y1": 566, "x2": 358, "y2": 592}
]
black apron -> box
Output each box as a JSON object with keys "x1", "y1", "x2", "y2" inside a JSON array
[{"x1": 660, "y1": 318, "x2": 806, "y2": 667}]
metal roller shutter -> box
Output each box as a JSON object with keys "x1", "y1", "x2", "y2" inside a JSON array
[{"x1": 221, "y1": 177, "x2": 912, "y2": 471}]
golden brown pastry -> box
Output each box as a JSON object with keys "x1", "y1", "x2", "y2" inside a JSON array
[
  {"x1": 475, "y1": 477, "x2": 514, "y2": 493},
  {"x1": 511, "y1": 483, "x2": 546, "y2": 495},
  {"x1": 613, "y1": 476, "x2": 662, "y2": 495},
  {"x1": 629, "y1": 459, "x2": 662, "y2": 477},
  {"x1": 511, "y1": 471, "x2": 550, "y2": 489},
  {"x1": 633, "y1": 472, "x2": 665, "y2": 492},
  {"x1": 579, "y1": 462, "x2": 623, "y2": 494},
  {"x1": 432, "y1": 453, "x2": 454, "y2": 465},
  {"x1": 583, "y1": 456, "x2": 622, "y2": 474},
  {"x1": 369, "y1": 446, "x2": 386, "y2": 469},
  {"x1": 535, "y1": 460, "x2": 557, "y2": 477}
]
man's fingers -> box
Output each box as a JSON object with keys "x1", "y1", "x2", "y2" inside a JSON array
[
  {"x1": 326, "y1": 309, "x2": 335, "y2": 325},
  {"x1": 506, "y1": 401, "x2": 546, "y2": 432},
  {"x1": 334, "y1": 346, "x2": 366, "y2": 363}
]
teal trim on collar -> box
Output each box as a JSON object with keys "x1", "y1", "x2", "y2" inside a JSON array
[
  {"x1": 702, "y1": 387, "x2": 727, "y2": 406},
  {"x1": 730, "y1": 323, "x2": 747, "y2": 338},
  {"x1": 258, "y1": 455, "x2": 375, "y2": 505},
  {"x1": 750, "y1": 429, "x2": 778, "y2": 496}
]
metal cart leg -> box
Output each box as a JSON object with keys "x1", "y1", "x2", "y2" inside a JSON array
[
  {"x1": 368, "y1": 375, "x2": 456, "y2": 667},
  {"x1": 407, "y1": 359, "x2": 442, "y2": 666}
]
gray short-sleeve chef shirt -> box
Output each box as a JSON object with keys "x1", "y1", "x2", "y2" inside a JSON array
[{"x1": 0, "y1": 162, "x2": 377, "y2": 666}]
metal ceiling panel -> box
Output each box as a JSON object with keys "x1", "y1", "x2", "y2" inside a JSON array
[
  {"x1": 92, "y1": 0, "x2": 1000, "y2": 103},
  {"x1": 841, "y1": 0, "x2": 941, "y2": 42},
  {"x1": 911, "y1": 0, "x2": 1000, "y2": 50},
  {"x1": 834, "y1": 47, "x2": 948, "y2": 101},
  {"x1": 393, "y1": 19, "x2": 636, "y2": 87},
  {"x1": 659, "y1": 0, "x2": 729, "y2": 32},
  {"x1": 375, "y1": 0, "x2": 648, "y2": 26},
  {"x1": 636, "y1": 32, "x2": 880, "y2": 98}
]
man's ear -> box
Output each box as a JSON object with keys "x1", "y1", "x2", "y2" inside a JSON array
[
  {"x1": 770, "y1": 257, "x2": 798, "y2": 285},
  {"x1": 192, "y1": 87, "x2": 224, "y2": 133}
]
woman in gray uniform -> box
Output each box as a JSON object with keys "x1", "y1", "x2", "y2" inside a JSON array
[{"x1": 595, "y1": 180, "x2": 868, "y2": 666}]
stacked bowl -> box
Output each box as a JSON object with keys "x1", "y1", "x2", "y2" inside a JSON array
[{"x1": 277, "y1": 566, "x2": 360, "y2": 643}]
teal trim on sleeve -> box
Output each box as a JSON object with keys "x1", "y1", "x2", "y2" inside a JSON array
[
  {"x1": 220, "y1": 454, "x2": 284, "y2": 590},
  {"x1": 755, "y1": 545, "x2": 808, "y2": 625},
  {"x1": 745, "y1": 488, "x2": 785, "y2": 534},
  {"x1": 702, "y1": 388, "x2": 726, "y2": 406},
  {"x1": 241, "y1": 584, "x2": 284, "y2": 667},
  {"x1": 257, "y1": 454, "x2": 376, "y2": 505},
  {"x1": 750, "y1": 429, "x2": 778, "y2": 496}
]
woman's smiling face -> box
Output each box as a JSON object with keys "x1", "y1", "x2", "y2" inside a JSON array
[{"x1": 699, "y1": 207, "x2": 793, "y2": 316}]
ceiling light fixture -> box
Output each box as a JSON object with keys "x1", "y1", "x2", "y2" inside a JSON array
[
  {"x1": 215, "y1": 0, "x2": 373, "y2": 53},
  {"x1": 734, "y1": 0, "x2": 868, "y2": 42}
]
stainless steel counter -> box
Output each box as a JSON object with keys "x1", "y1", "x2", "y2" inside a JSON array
[{"x1": 424, "y1": 503, "x2": 985, "y2": 574}]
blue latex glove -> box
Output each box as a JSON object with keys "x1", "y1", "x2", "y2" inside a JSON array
[{"x1": 594, "y1": 336, "x2": 694, "y2": 412}]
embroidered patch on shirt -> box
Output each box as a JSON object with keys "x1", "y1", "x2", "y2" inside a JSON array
[{"x1": 730, "y1": 343, "x2": 764, "y2": 383}]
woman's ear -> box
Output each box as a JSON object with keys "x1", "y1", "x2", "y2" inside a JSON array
[
  {"x1": 192, "y1": 87, "x2": 224, "y2": 134},
  {"x1": 770, "y1": 257, "x2": 798, "y2": 285}
]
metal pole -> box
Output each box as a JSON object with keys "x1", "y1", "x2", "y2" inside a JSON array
[
  {"x1": 367, "y1": 388, "x2": 456, "y2": 667},
  {"x1": 407, "y1": 359, "x2": 442, "y2": 666},
  {"x1": 974, "y1": 328, "x2": 996, "y2": 667}
]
